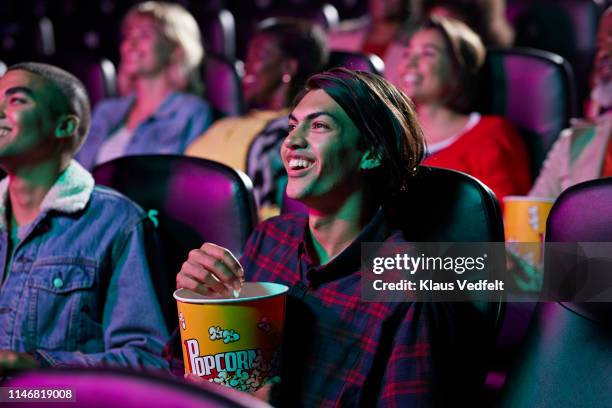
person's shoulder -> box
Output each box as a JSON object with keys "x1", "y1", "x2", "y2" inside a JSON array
[
  {"x1": 476, "y1": 115, "x2": 516, "y2": 130},
  {"x1": 89, "y1": 186, "x2": 147, "y2": 221},
  {"x1": 93, "y1": 96, "x2": 132, "y2": 116},
  {"x1": 173, "y1": 93, "x2": 210, "y2": 110},
  {"x1": 254, "y1": 213, "x2": 308, "y2": 238},
  {"x1": 472, "y1": 115, "x2": 522, "y2": 142}
]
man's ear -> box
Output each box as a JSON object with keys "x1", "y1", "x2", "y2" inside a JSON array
[
  {"x1": 360, "y1": 150, "x2": 382, "y2": 170},
  {"x1": 54, "y1": 114, "x2": 80, "y2": 139}
]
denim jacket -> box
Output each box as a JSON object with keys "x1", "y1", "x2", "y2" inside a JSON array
[
  {"x1": 76, "y1": 92, "x2": 212, "y2": 170},
  {"x1": 0, "y1": 161, "x2": 168, "y2": 369}
]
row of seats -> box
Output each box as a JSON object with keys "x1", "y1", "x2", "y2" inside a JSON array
[{"x1": 90, "y1": 153, "x2": 612, "y2": 406}]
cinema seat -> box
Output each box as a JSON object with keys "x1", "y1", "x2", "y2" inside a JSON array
[
  {"x1": 499, "y1": 177, "x2": 612, "y2": 407},
  {"x1": 328, "y1": 50, "x2": 385, "y2": 75},
  {"x1": 4, "y1": 367, "x2": 271, "y2": 408},
  {"x1": 203, "y1": 55, "x2": 245, "y2": 118},
  {"x1": 92, "y1": 155, "x2": 257, "y2": 330},
  {"x1": 479, "y1": 47, "x2": 576, "y2": 177}
]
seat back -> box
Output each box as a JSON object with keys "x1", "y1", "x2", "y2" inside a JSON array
[
  {"x1": 327, "y1": 50, "x2": 385, "y2": 75},
  {"x1": 4, "y1": 368, "x2": 271, "y2": 408},
  {"x1": 385, "y1": 166, "x2": 505, "y2": 242},
  {"x1": 92, "y1": 155, "x2": 257, "y2": 328},
  {"x1": 500, "y1": 177, "x2": 612, "y2": 407},
  {"x1": 0, "y1": 16, "x2": 55, "y2": 63},
  {"x1": 197, "y1": 9, "x2": 237, "y2": 61},
  {"x1": 204, "y1": 55, "x2": 245, "y2": 118},
  {"x1": 479, "y1": 47, "x2": 577, "y2": 176},
  {"x1": 255, "y1": 3, "x2": 340, "y2": 30},
  {"x1": 48, "y1": 55, "x2": 117, "y2": 108},
  {"x1": 509, "y1": 0, "x2": 601, "y2": 110}
]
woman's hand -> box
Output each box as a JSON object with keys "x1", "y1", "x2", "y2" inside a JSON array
[{"x1": 176, "y1": 243, "x2": 245, "y2": 296}]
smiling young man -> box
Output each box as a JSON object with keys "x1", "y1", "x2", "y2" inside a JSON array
[
  {"x1": 0, "y1": 63, "x2": 167, "y2": 374},
  {"x1": 177, "y1": 68, "x2": 490, "y2": 406}
]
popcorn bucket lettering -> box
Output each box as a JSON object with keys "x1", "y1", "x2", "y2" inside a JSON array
[
  {"x1": 503, "y1": 196, "x2": 554, "y2": 266},
  {"x1": 174, "y1": 282, "x2": 289, "y2": 392}
]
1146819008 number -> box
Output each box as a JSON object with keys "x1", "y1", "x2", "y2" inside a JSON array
[{"x1": 0, "y1": 387, "x2": 75, "y2": 402}]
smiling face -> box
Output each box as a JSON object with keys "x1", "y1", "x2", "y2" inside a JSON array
[
  {"x1": 399, "y1": 28, "x2": 453, "y2": 105},
  {"x1": 282, "y1": 89, "x2": 367, "y2": 205},
  {"x1": 0, "y1": 70, "x2": 58, "y2": 160},
  {"x1": 120, "y1": 14, "x2": 175, "y2": 79}
]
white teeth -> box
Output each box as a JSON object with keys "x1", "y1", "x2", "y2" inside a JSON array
[
  {"x1": 288, "y1": 158, "x2": 313, "y2": 169},
  {"x1": 402, "y1": 74, "x2": 418, "y2": 84},
  {"x1": 0, "y1": 129, "x2": 9, "y2": 137}
]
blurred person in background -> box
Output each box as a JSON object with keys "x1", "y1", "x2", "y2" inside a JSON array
[
  {"x1": 398, "y1": 15, "x2": 530, "y2": 203},
  {"x1": 530, "y1": 6, "x2": 612, "y2": 199},
  {"x1": 385, "y1": 0, "x2": 513, "y2": 86},
  {"x1": 187, "y1": 18, "x2": 329, "y2": 219},
  {"x1": 76, "y1": 1, "x2": 212, "y2": 171}
]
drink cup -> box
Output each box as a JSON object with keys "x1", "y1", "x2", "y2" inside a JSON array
[{"x1": 504, "y1": 196, "x2": 554, "y2": 268}]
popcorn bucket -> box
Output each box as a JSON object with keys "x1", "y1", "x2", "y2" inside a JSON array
[
  {"x1": 503, "y1": 196, "x2": 555, "y2": 266},
  {"x1": 174, "y1": 282, "x2": 289, "y2": 392}
]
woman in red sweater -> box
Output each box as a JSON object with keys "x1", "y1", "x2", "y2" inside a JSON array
[{"x1": 399, "y1": 15, "x2": 531, "y2": 202}]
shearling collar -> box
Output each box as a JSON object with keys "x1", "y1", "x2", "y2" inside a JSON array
[{"x1": 0, "y1": 160, "x2": 94, "y2": 231}]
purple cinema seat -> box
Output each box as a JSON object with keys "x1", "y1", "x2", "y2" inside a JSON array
[
  {"x1": 92, "y1": 155, "x2": 257, "y2": 330},
  {"x1": 49, "y1": 55, "x2": 117, "y2": 108},
  {"x1": 327, "y1": 50, "x2": 385, "y2": 76},
  {"x1": 203, "y1": 55, "x2": 245, "y2": 118},
  {"x1": 499, "y1": 177, "x2": 612, "y2": 407},
  {"x1": 2, "y1": 367, "x2": 271, "y2": 408},
  {"x1": 195, "y1": 8, "x2": 237, "y2": 61},
  {"x1": 479, "y1": 47, "x2": 577, "y2": 177}
]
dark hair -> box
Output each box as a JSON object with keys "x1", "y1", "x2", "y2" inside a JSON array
[
  {"x1": 256, "y1": 18, "x2": 329, "y2": 104},
  {"x1": 410, "y1": 0, "x2": 514, "y2": 47},
  {"x1": 418, "y1": 15, "x2": 486, "y2": 113},
  {"x1": 294, "y1": 68, "x2": 425, "y2": 193},
  {"x1": 7, "y1": 62, "x2": 91, "y2": 153}
]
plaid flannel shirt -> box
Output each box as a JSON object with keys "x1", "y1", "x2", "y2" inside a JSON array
[{"x1": 240, "y1": 211, "x2": 434, "y2": 407}]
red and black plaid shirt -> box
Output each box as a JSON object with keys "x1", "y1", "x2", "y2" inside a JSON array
[{"x1": 240, "y1": 211, "x2": 435, "y2": 407}]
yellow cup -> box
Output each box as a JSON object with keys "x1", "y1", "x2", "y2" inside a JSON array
[
  {"x1": 503, "y1": 196, "x2": 555, "y2": 266},
  {"x1": 174, "y1": 282, "x2": 289, "y2": 392}
]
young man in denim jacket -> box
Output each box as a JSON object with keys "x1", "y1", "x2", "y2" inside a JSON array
[{"x1": 0, "y1": 63, "x2": 168, "y2": 374}]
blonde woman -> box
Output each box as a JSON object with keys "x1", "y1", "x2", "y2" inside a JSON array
[{"x1": 77, "y1": 1, "x2": 212, "y2": 170}]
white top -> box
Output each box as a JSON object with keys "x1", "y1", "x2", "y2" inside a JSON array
[
  {"x1": 95, "y1": 126, "x2": 134, "y2": 165},
  {"x1": 426, "y1": 112, "x2": 481, "y2": 154}
]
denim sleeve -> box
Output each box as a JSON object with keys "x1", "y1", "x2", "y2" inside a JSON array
[{"x1": 35, "y1": 218, "x2": 169, "y2": 370}]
